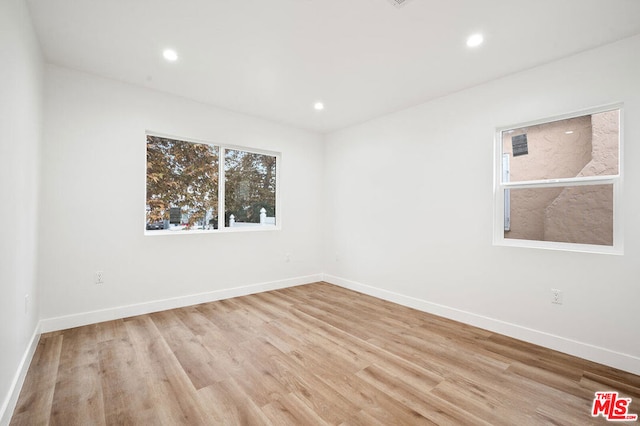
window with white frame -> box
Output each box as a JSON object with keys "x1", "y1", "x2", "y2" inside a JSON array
[
  {"x1": 146, "y1": 134, "x2": 279, "y2": 233},
  {"x1": 494, "y1": 106, "x2": 622, "y2": 253}
]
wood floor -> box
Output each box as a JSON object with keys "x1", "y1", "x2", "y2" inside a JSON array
[{"x1": 10, "y1": 282, "x2": 640, "y2": 425}]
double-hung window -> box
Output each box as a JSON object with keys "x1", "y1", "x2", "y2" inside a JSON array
[
  {"x1": 145, "y1": 134, "x2": 280, "y2": 234},
  {"x1": 494, "y1": 105, "x2": 622, "y2": 254}
]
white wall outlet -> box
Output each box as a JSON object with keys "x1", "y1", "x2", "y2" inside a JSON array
[
  {"x1": 551, "y1": 288, "x2": 563, "y2": 305},
  {"x1": 25, "y1": 294, "x2": 29, "y2": 314},
  {"x1": 95, "y1": 270, "x2": 104, "y2": 284},
  {"x1": 285, "y1": 253, "x2": 291, "y2": 263}
]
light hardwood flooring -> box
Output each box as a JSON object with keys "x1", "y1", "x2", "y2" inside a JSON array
[{"x1": 10, "y1": 282, "x2": 640, "y2": 425}]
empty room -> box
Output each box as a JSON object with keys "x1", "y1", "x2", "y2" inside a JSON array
[{"x1": 2, "y1": 0, "x2": 640, "y2": 424}]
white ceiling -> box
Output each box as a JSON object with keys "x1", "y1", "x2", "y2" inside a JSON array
[{"x1": 26, "y1": 0, "x2": 640, "y2": 133}]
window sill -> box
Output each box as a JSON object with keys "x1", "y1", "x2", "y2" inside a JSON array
[
  {"x1": 144, "y1": 225, "x2": 280, "y2": 236},
  {"x1": 494, "y1": 237, "x2": 623, "y2": 255}
]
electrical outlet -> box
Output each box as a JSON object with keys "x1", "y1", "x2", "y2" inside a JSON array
[
  {"x1": 551, "y1": 288, "x2": 563, "y2": 305},
  {"x1": 95, "y1": 271, "x2": 104, "y2": 285},
  {"x1": 25, "y1": 294, "x2": 29, "y2": 314},
  {"x1": 285, "y1": 253, "x2": 291, "y2": 263}
]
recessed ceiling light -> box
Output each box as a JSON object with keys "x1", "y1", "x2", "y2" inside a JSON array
[
  {"x1": 466, "y1": 33, "x2": 484, "y2": 48},
  {"x1": 314, "y1": 102, "x2": 324, "y2": 111},
  {"x1": 565, "y1": 130, "x2": 574, "y2": 134},
  {"x1": 163, "y1": 49, "x2": 178, "y2": 62}
]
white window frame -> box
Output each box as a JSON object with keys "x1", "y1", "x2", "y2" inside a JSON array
[
  {"x1": 493, "y1": 104, "x2": 623, "y2": 254},
  {"x1": 145, "y1": 132, "x2": 282, "y2": 235}
]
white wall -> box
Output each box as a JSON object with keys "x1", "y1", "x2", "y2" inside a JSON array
[
  {"x1": 0, "y1": 0, "x2": 43, "y2": 422},
  {"x1": 38, "y1": 66, "x2": 324, "y2": 326},
  {"x1": 323, "y1": 35, "x2": 640, "y2": 374}
]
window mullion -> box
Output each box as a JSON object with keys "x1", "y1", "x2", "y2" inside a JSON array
[
  {"x1": 501, "y1": 176, "x2": 616, "y2": 190},
  {"x1": 218, "y1": 146, "x2": 225, "y2": 230}
]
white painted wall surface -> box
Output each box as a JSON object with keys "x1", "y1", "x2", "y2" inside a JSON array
[
  {"x1": 323, "y1": 35, "x2": 640, "y2": 374},
  {"x1": 0, "y1": 0, "x2": 43, "y2": 422},
  {"x1": 39, "y1": 66, "x2": 324, "y2": 322}
]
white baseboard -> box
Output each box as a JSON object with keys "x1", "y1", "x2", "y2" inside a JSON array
[
  {"x1": 40, "y1": 274, "x2": 322, "y2": 333},
  {"x1": 322, "y1": 274, "x2": 640, "y2": 376},
  {"x1": 0, "y1": 324, "x2": 40, "y2": 426}
]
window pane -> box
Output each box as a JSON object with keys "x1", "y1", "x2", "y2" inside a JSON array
[
  {"x1": 504, "y1": 184, "x2": 613, "y2": 246},
  {"x1": 224, "y1": 149, "x2": 277, "y2": 228},
  {"x1": 502, "y1": 110, "x2": 619, "y2": 182},
  {"x1": 146, "y1": 136, "x2": 219, "y2": 231}
]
